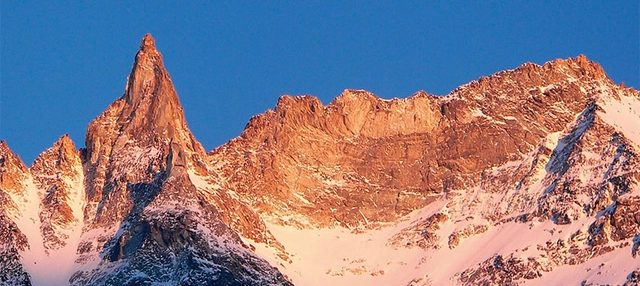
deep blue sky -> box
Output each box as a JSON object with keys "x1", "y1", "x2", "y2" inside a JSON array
[{"x1": 2, "y1": 1, "x2": 638, "y2": 164}]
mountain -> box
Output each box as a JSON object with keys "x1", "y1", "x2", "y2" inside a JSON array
[
  {"x1": 206, "y1": 55, "x2": 640, "y2": 285},
  {"x1": 1, "y1": 34, "x2": 289, "y2": 286},
  {"x1": 1, "y1": 34, "x2": 639, "y2": 285}
]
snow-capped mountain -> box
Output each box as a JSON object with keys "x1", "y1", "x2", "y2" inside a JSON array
[{"x1": 1, "y1": 34, "x2": 639, "y2": 285}]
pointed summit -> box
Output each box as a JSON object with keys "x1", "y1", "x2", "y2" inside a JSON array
[
  {"x1": 87, "y1": 33, "x2": 204, "y2": 159},
  {"x1": 542, "y1": 54, "x2": 609, "y2": 81},
  {"x1": 52, "y1": 134, "x2": 76, "y2": 158},
  {"x1": 28, "y1": 134, "x2": 84, "y2": 252},
  {"x1": 0, "y1": 141, "x2": 27, "y2": 171},
  {"x1": 123, "y1": 33, "x2": 169, "y2": 106},
  {"x1": 83, "y1": 34, "x2": 205, "y2": 228},
  {"x1": 140, "y1": 33, "x2": 157, "y2": 52},
  {"x1": 31, "y1": 134, "x2": 81, "y2": 190},
  {"x1": 0, "y1": 141, "x2": 29, "y2": 196}
]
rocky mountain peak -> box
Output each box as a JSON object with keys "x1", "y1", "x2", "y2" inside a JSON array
[
  {"x1": 81, "y1": 33, "x2": 206, "y2": 240},
  {"x1": 40, "y1": 134, "x2": 76, "y2": 161},
  {"x1": 68, "y1": 35, "x2": 292, "y2": 285},
  {"x1": 30, "y1": 134, "x2": 81, "y2": 190},
  {"x1": 122, "y1": 33, "x2": 182, "y2": 123},
  {"x1": 0, "y1": 141, "x2": 27, "y2": 171},
  {"x1": 547, "y1": 54, "x2": 608, "y2": 80},
  {"x1": 139, "y1": 33, "x2": 157, "y2": 53},
  {"x1": 85, "y1": 33, "x2": 205, "y2": 167},
  {"x1": 452, "y1": 55, "x2": 609, "y2": 103},
  {"x1": 0, "y1": 141, "x2": 29, "y2": 196},
  {"x1": 56, "y1": 133, "x2": 75, "y2": 149},
  {"x1": 1, "y1": 32, "x2": 639, "y2": 285}
]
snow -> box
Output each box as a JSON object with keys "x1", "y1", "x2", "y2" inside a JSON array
[
  {"x1": 213, "y1": 84, "x2": 640, "y2": 285},
  {"x1": 544, "y1": 131, "x2": 562, "y2": 150},
  {"x1": 243, "y1": 168, "x2": 639, "y2": 286},
  {"x1": 538, "y1": 84, "x2": 557, "y2": 94},
  {"x1": 9, "y1": 163, "x2": 87, "y2": 286},
  {"x1": 249, "y1": 205, "x2": 443, "y2": 286},
  {"x1": 528, "y1": 244, "x2": 638, "y2": 285},
  {"x1": 597, "y1": 89, "x2": 640, "y2": 148},
  {"x1": 471, "y1": 109, "x2": 489, "y2": 118},
  {"x1": 8, "y1": 179, "x2": 45, "y2": 277},
  {"x1": 243, "y1": 197, "x2": 596, "y2": 286},
  {"x1": 293, "y1": 193, "x2": 312, "y2": 205}
]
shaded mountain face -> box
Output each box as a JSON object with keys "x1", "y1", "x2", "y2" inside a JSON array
[{"x1": 1, "y1": 34, "x2": 639, "y2": 285}]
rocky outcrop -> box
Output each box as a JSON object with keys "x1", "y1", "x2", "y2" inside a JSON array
[
  {"x1": 0, "y1": 141, "x2": 30, "y2": 220},
  {"x1": 83, "y1": 33, "x2": 206, "y2": 230},
  {"x1": 625, "y1": 269, "x2": 640, "y2": 286},
  {"x1": 388, "y1": 212, "x2": 448, "y2": 249},
  {"x1": 589, "y1": 196, "x2": 640, "y2": 247},
  {"x1": 71, "y1": 171, "x2": 291, "y2": 286},
  {"x1": 448, "y1": 224, "x2": 488, "y2": 249},
  {"x1": 0, "y1": 210, "x2": 31, "y2": 286},
  {"x1": 457, "y1": 254, "x2": 538, "y2": 285}
]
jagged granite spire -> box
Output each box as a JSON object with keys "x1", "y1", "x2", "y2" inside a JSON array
[
  {"x1": 0, "y1": 141, "x2": 30, "y2": 198},
  {"x1": 83, "y1": 33, "x2": 205, "y2": 228},
  {"x1": 74, "y1": 34, "x2": 291, "y2": 285},
  {"x1": 90, "y1": 33, "x2": 204, "y2": 158}
]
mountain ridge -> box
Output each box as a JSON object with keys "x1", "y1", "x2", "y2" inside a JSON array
[{"x1": 1, "y1": 34, "x2": 639, "y2": 285}]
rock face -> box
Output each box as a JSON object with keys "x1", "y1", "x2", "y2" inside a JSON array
[
  {"x1": 208, "y1": 55, "x2": 617, "y2": 228},
  {"x1": 1, "y1": 34, "x2": 640, "y2": 285}
]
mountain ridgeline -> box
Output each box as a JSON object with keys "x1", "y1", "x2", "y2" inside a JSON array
[{"x1": 1, "y1": 34, "x2": 639, "y2": 285}]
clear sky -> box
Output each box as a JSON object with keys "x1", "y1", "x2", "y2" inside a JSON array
[{"x1": 1, "y1": 1, "x2": 638, "y2": 164}]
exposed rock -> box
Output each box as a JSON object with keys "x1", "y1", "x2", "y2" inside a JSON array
[
  {"x1": 457, "y1": 254, "x2": 536, "y2": 285},
  {"x1": 388, "y1": 212, "x2": 448, "y2": 249},
  {"x1": 0, "y1": 142, "x2": 31, "y2": 285},
  {"x1": 448, "y1": 224, "x2": 489, "y2": 249},
  {"x1": 589, "y1": 196, "x2": 640, "y2": 247},
  {"x1": 625, "y1": 269, "x2": 640, "y2": 286},
  {"x1": 0, "y1": 195, "x2": 31, "y2": 285},
  {"x1": 209, "y1": 55, "x2": 618, "y2": 229},
  {"x1": 0, "y1": 140, "x2": 30, "y2": 218}
]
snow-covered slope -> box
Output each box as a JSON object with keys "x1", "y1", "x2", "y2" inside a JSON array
[{"x1": 0, "y1": 135, "x2": 86, "y2": 285}]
